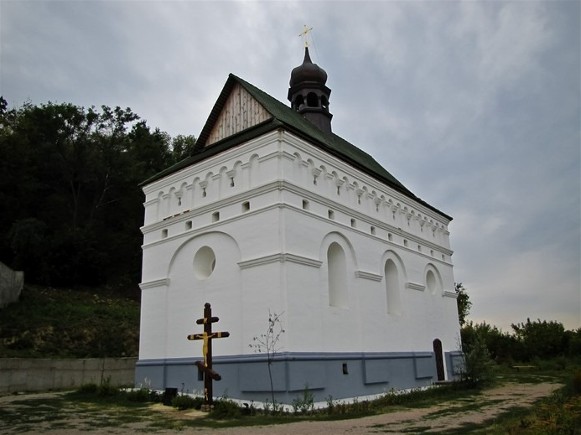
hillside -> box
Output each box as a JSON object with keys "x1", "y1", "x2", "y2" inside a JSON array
[{"x1": 0, "y1": 285, "x2": 140, "y2": 358}]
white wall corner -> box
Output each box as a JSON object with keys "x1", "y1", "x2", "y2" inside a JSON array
[{"x1": 139, "y1": 278, "x2": 170, "y2": 290}]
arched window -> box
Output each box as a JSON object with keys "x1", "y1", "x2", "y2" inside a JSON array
[
  {"x1": 294, "y1": 95, "x2": 304, "y2": 110},
  {"x1": 426, "y1": 270, "x2": 436, "y2": 292},
  {"x1": 385, "y1": 259, "x2": 401, "y2": 314},
  {"x1": 327, "y1": 242, "x2": 348, "y2": 308},
  {"x1": 307, "y1": 92, "x2": 319, "y2": 107}
]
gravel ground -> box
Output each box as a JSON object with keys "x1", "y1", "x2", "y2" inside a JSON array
[{"x1": 0, "y1": 381, "x2": 561, "y2": 434}]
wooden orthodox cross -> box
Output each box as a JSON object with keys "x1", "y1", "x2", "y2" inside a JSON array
[{"x1": 187, "y1": 303, "x2": 230, "y2": 408}]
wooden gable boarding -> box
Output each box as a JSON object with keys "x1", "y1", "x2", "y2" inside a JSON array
[{"x1": 205, "y1": 83, "x2": 271, "y2": 147}]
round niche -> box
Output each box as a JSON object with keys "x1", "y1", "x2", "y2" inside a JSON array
[{"x1": 193, "y1": 246, "x2": 216, "y2": 280}]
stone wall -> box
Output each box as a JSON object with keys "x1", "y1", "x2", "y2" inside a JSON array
[
  {"x1": 0, "y1": 262, "x2": 24, "y2": 308},
  {"x1": 0, "y1": 358, "x2": 137, "y2": 394}
]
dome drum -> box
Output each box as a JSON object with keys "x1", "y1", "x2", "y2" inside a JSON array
[
  {"x1": 289, "y1": 86, "x2": 332, "y2": 112},
  {"x1": 288, "y1": 47, "x2": 333, "y2": 133}
]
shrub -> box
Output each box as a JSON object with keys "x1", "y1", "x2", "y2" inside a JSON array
[
  {"x1": 571, "y1": 370, "x2": 581, "y2": 395},
  {"x1": 96, "y1": 377, "x2": 118, "y2": 397},
  {"x1": 77, "y1": 383, "x2": 98, "y2": 394},
  {"x1": 211, "y1": 397, "x2": 242, "y2": 418},
  {"x1": 171, "y1": 394, "x2": 202, "y2": 410},
  {"x1": 462, "y1": 333, "x2": 495, "y2": 385},
  {"x1": 292, "y1": 386, "x2": 314, "y2": 414},
  {"x1": 349, "y1": 397, "x2": 372, "y2": 415},
  {"x1": 512, "y1": 319, "x2": 567, "y2": 361},
  {"x1": 126, "y1": 387, "x2": 160, "y2": 403}
]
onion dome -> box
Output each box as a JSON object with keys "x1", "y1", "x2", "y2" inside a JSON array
[
  {"x1": 289, "y1": 47, "x2": 328, "y2": 87},
  {"x1": 288, "y1": 47, "x2": 333, "y2": 133}
]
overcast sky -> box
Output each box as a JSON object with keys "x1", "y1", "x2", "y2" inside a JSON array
[{"x1": 2, "y1": 0, "x2": 579, "y2": 332}]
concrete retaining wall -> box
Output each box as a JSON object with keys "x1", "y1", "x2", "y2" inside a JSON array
[
  {"x1": 0, "y1": 262, "x2": 24, "y2": 308},
  {"x1": 0, "y1": 358, "x2": 137, "y2": 394}
]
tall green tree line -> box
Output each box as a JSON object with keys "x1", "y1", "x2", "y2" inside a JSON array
[
  {"x1": 0, "y1": 97, "x2": 195, "y2": 289},
  {"x1": 457, "y1": 283, "x2": 580, "y2": 363}
]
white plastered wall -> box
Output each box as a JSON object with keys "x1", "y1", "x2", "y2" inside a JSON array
[{"x1": 139, "y1": 130, "x2": 460, "y2": 362}]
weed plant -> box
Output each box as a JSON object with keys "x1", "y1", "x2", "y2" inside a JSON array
[
  {"x1": 126, "y1": 387, "x2": 162, "y2": 403},
  {"x1": 210, "y1": 397, "x2": 243, "y2": 419},
  {"x1": 485, "y1": 367, "x2": 581, "y2": 434},
  {"x1": 62, "y1": 363, "x2": 579, "y2": 432},
  {"x1": 292, "y1": 386, "x2": 315, "y2": 414},
  {"x1": 171, "y1": 394, "x2": 203, "y2": 410}
]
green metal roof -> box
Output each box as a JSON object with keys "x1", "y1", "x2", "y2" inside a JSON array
[{"x1": 143, "y1": 74, "x2": 451, "y2": 220}]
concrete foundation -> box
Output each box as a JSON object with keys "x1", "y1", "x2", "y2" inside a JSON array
[
  {"x1": 0, "y1": 358, "x2": 137, "y2": 394},
  {"x1": 0, "y1": 262, "x2": 24, "y2": 308}
]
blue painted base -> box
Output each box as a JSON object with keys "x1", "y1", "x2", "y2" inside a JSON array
[{"x1": 135, "y1": 351, "x2": 464, "y2": 405}]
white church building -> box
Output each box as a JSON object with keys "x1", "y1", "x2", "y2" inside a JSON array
[{"x1": 136, "y1": 48, "x2": 463, "y2": 404}]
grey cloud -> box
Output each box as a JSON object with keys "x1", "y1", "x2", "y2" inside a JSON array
[{"x1": 1, "y1": 0, "x2": 579, "y2": 330}]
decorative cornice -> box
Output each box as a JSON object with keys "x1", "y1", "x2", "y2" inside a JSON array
[
  {"x1": 284, "y1": 253, "x2": 323, "y2": 268},
  {"x1": 141, "y1": 181, "x2": 284, "y2": 234},
  {"x1": 281, "y1": 132, "x2": 452, "y2": 224},
  {"x1": 355, "y1": 270, "x2": 383, "y2": 282},
  {"x1": 277, "y1": 180, "x2": 453, "y2": 257},
  {"x1": 238, "y1": 253, "x2": 322, "y2": 270},
  {"x1": 443, "y1": 290, "x2": 458, "y2": 299},
  {"x1": 139, "y1": 278, "x2": 170, "y2": 290},
  {"x1": 142, "y1": 131, "x2": 281, "y2": 195},
  {"x1": 141, "y1": 181, "x2": 453, "y2": 266},
  {"x1": 406, "y1": 282, "x2": 426, "y2": 291}
]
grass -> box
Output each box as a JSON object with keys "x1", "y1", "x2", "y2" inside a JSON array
[
  {"x1": 1, "y1": 366, "x2": 579, "y2": 433},
  {"x1": 1, "y1": 287, "x2": 579, "y2": 432},
  {"x1": 423, "y1": 398, "x2": 504, "y2": 419},
  {"x1": 480, "y1": 377, "x2": 581, "y2": 434},
  {"x1": 0, "y1": 284, "x2": 140, "y2": 358}
]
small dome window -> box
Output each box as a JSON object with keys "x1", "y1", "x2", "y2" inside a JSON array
[
  {"x1": 307, "y1": 92, "x2": 318, "y2": 107},
  {"x1": 294, "y1": 95, "x2": 304, "y2": 110}
]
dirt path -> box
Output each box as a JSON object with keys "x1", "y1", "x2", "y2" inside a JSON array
[{"x1": 0, "y1": 382, "x2": 560, "y2": 434}]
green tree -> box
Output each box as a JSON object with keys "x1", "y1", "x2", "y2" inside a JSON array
[
  {"x1": 511, "y1": 318, "x2": 567, "y2": 361},
  {"x1": 171, "y1": 134, "x2": 196, "y2": 163},
  {"x1": 455, "y1": 282, "x2": 472, "y2": 327},
  {"x1": 461, "y1": 330, "x2": 496, "y2": 385},
  {"x1": 566, "y1": 328, "x2": 581, "y2": 357},
  {"x1": 461, "y1": 321, "x2": 518, "y2": 363},
  {"x1": 0, "y1": 99, "x2": 192, "y2": 289}
]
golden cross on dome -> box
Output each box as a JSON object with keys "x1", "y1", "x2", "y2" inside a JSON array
[{"x1": 299, "y1": 25, "x2": 313, "y2": 48}]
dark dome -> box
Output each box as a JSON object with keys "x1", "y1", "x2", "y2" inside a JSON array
[{"x1": 289, "y1": 47, "x2": 328, "y2": 87}]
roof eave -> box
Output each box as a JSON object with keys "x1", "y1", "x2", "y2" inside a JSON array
[{"x1": 140, "y1": 118, "x2": 281, "y2": 186}]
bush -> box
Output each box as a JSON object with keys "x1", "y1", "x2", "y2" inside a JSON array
[
  {"x1": 349, "y1": 398, "x2": 372, "y2": 415},
  {"x1": 531, "y1": 355, "x2": 569, "y2": 372},
  {"x1": 292, "y1": 386, "x2": 314, "y2": 414},
  {"x1": 211, "y1": 397, "x2": 242, "y2": 418},
  {"x1": 571, "y1": 370, "x2": 581, "y2": 395},
  {"x1": 126, "y1": 388, "x2": 161, "y2": 403},
  {"x1": 512, "y1": 319, "x2": 567, "y2": 361},
  {"x1": 567, "y1": 328, "x2": 581, "y2": 358},
  {"x1": 97, "y1": 377, "x2": 118, "y2": 397},
  {"x1": 77, "y1": 383, "x2": 98, "y2": 394},
  {"x1": 171, "y1": 394, "x2": 202, "y2": 410},
  {"x1": 462, "y1": 333, "x2": 495, "y2": 385},
  {"x1": 461, "y1": 321, "x2": 518, "y2": 363}
]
